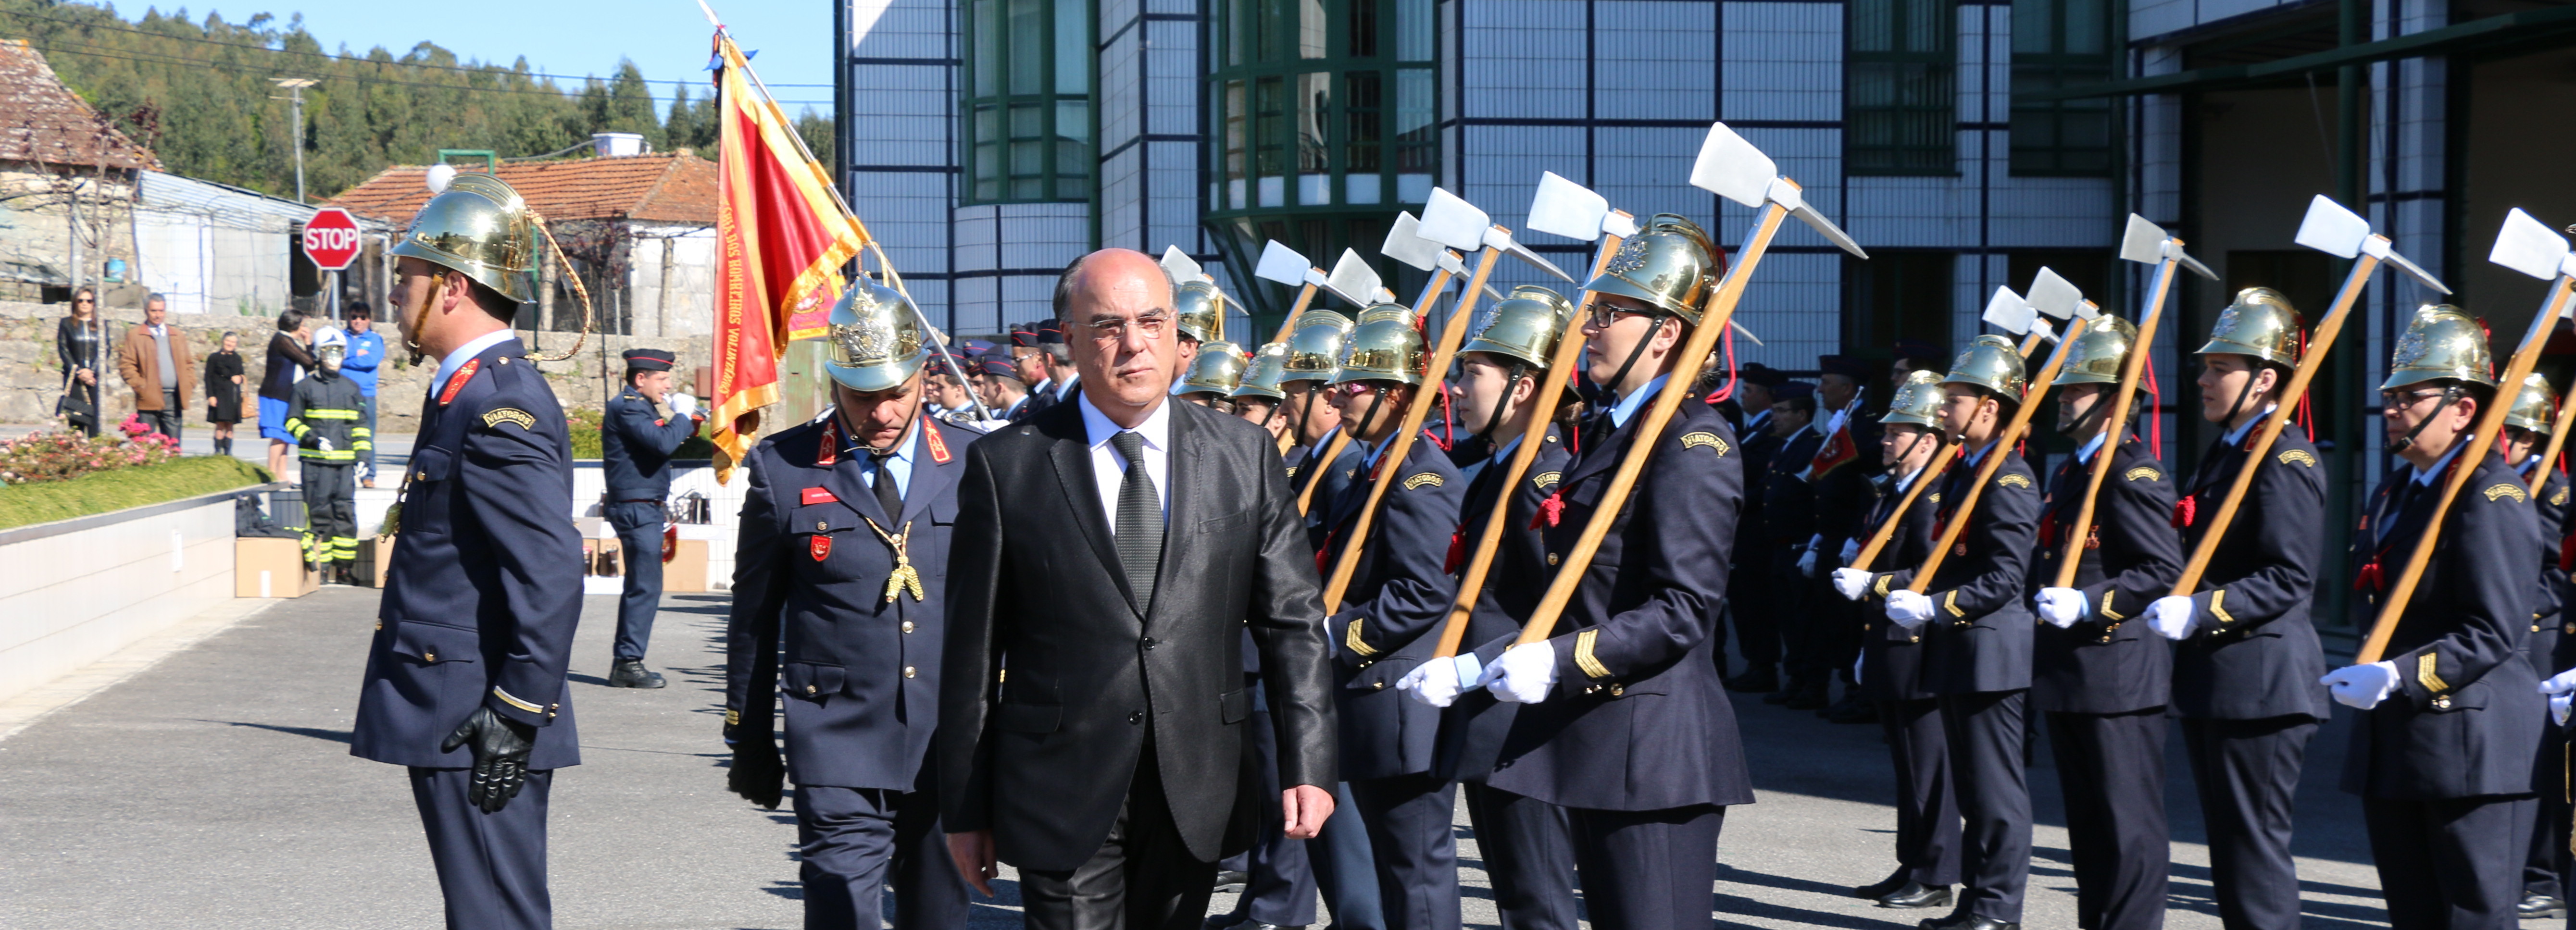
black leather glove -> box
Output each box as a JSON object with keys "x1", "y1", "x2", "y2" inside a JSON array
[
  {"x1": 725, "y1": 723, "x2": 786, "y2": 809},
  {"x1": 440, "y1": 705, "x2": 538, "y2": 813}
]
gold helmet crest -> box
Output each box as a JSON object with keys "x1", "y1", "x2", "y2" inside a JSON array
[
  {"x1": 1335, "y1": 305, "x2": 1427, "y2": 386},
  {"x1": 1940, "y1": 335, "x2": 2028, "y2": 400},
  {"x1": 1583, "y1": 213, "x2": 1720, "y2": 325},
  {"x1": 2196, "y1": 288, "x2": 2304, "y2": 369},
  {"x1": 2382, "y1": 304, "x2": 2496, "y2": 391},
  {"x1": 389, "y1": 173, "x2": 538, "y2": 304},
  {"x1": 1462, "y1": 285, "x2": 1574, "y2": 370}
]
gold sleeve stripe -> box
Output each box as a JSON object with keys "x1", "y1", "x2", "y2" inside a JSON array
[
  {"x1": 492, "y1": 686, "x2": 544, "y2": 714},
  {"x1": 1873, "y1": 574, "x2": 1893, "y2": 597},
  {"x1": 1574, "y1": 629, "x2": 1611, "y2": 679},
  {"x1": 2209, "y1": 589, "x2": 2234, "y2": 625},
  {"x1": 1943, "y1": 590, "x2": 1964, "y2": 618},
  {"x1": 2099, "y1": 590, "x2": 2124, "y2": 620},
  {"x1": 725, "y1": 708, "x2": 741, "y2": 726},
  {"x1": 1534, "y1": 471, "x2": 1562, "y2": 489},
  {"x1": 2418, "y1": 651, "x2": 2449, "y2": 693},
  {"x1": 1346, "y1": 619, "x2": 1379, "y2": 657}
]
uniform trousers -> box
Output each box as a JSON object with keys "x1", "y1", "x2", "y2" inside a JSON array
[
  {"x1": 1566, "y1": 804, "x2": 1724, "y2": 930},
  {"x1": 2178, "y1": 715, "x2": 2315, "y2": 930},
  {"x1": 1213, "y1": 693, "x2": 1319, "y2": 927},
  {"x1": 1942, "y1": 690, "x2": 2033, "y2": 922},
  {"x1": 1461, "y1": 782, "x2": 1579, "y2": 930},
  {"x1": 1350, "y1": 773, "x2": 1462, "y2": 930},
  {"x1": 2363, "y1": 794, "x2": 2531, "y2": 930},
  {"x1": 1880, "y1": 697, "x2": 1963, "y2": 886},
  {"x1": 1772, "y1": 557, "x2": 1816, "y2": 685},
  {"x1": 2525, "y1": 727, "x2": 2570, "y2": 900},
  {"x1": 606, "y1": 500, "x2": 665, "y2": 661},
  {"x1": 2045, "y1": 708, "x2": 2169, "y2": 930},
  {"x1": 302, "y1": 461, "x2": 356, "y2": 565},
  {"x1": 1813, "y1": 580, "x2": 1864, "y2": 686},
  {"x1": 408, "y1": 766, "x2": 554, "y2": 930},
  {"x1": 1310, "y1": 781, "x2": 1387, "y2": 930},
  {"x1": 1018, "y1": 743, "x2": 1218, "y2": 930},
  {"x1": 794, "y1": 780, "x2": 969, "y2": 930},
  {"x1": 1725, "y1": 564, "x2": 1779, "y2": 676}
]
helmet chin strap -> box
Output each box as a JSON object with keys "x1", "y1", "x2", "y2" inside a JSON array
[
  {"x1": 1593, "y1": 311, "x2": 1668, "y2": 434},
  {"x1": 400, "y1": 276, "x2": 447, "y2": 366},
  {"x1": 2387, "y1": 384, "x2": 2463, "y2": 454},
  {"x1": 1291, "y1": 388, "x2": 1318, "y2": 447},
  {"x1": 1473, "y1": 363, "x2": 1530, "y2": 449},
  {"x1": 1348, "y1": 390, "x2": 1389, "y2": 447}
]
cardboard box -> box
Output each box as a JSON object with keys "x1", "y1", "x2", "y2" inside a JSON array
[
  {"x1": 236, "y1": 537, "x2": 320, "y2": 598},
  {"x1": 665, "y1": 539, "x2": 710, "y2": 593},
  {"x1": 356, "y1": 536, "x2": 398, "y2": 588}
]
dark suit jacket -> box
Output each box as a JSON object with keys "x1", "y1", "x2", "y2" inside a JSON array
[
  {"x1": 2342, "y1": 451, "x2": 2543, "y2": 799},
  {"x1": 939, "y1": 398, "x2": 1337, "y2": 871},
  {"x1": 1872, "y1": 444, "x2": 2041, "y2": 696},
  {"x1": 352, "y1": 338, "x2": 583, "y2": 770},
  {"x1": 2174, "y1": 432, "x2": 2331, "y2": 720},
  {"x1": 1761, "y1": 425, "x2": 1826, "y2": 566},
  {"x1": 1858, "y1": 463, "x2": 1944, "y2": 703},
  {"x1": 2030, "y1": 437, "x2": 2182, "y2": 715},
  {"x1": 1320, "y1": 435, "x2": 1464, "y2": 781},
  {"x1": 725, "y1": 416, "x2": 981, "y2": 790}
]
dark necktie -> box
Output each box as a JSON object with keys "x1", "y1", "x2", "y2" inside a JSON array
[
  {"x1": 871, "y1": 452, "x2": 903, "y2": 522},
  {"x1": 1110, "y1": 431, "x2": 1163, "y2": 611}
]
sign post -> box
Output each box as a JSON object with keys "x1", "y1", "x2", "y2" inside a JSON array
[{"x1": 302, "y1": 207, "x2": 361, "y2": 322}]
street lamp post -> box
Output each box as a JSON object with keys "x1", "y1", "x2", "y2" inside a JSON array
[{"x1": 270, "y1": 77, "x2": 318, "y2": 204}]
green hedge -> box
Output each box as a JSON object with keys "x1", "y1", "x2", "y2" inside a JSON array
[
  {"x1": 0, "y1": 457, "x2": 272, "y2": 531},
  {"x1": 566, "y1": 407, "x2": 719, "y2": 461}
]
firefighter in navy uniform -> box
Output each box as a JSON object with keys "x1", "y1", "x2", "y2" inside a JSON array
[
  {"x1": 2503, "y1": 373, "x2": 2576, "y2": 920},
  {"x1": 723, "y1": 278, "x2": 977, "y2": 930},
  {"x1": 1812, "y1": 354, "x2": 1884, "y2": 723},
  {"x1": 1281, "y1": 311, "x2": 1365, "y2": 544},
  {"x1": 599, "y1": 348, "x2": 704, "y2": 689},
  {"x1": 2146, "y1": 288, "x2": 2330, "y2": 930},
  {"x1": 1830, "y1": 370, "x2": 1963, "y2": 911},
  {"x1": 1725, "y1": 364, "x2": 1790, "y2": 693},
  {"x1": 1476, "y1": 215, "x2": 1751, "y2": 930},
  {"x1": 350, "y1": 173, "x2": 585, "y2": 930},
  {"x1": 2329, "y1": 306, "x2": 2544, "y2": 930},
  {"x1": 2026, "y1": 317, "x2": 2183, "y2": 930},
  {"x1": 285, "y1": 341, "x2": 369, "y2": 584}
]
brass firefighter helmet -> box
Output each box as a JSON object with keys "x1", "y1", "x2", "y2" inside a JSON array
[
  {"x1": 1940, "y1": 334, "x2": 2028, "y2": 399},
  {"x1": 1880, "y1": 369, "x2": 1947, "y2": 429},
  {"x1": 1233, "y1": 341, "x2": 1292, "y2": 401},
  {"x1": 1584, "y1": 213, "x2": 1718, "y2": 325},
  {"x1": 2382, "y1": 304, "x2": 2495, "y2": 391},
  {"x1": 1335, "y1": 304, "x2": 1426, "y2": 386},
  {"x1": 2506, "y1": 371, "x2": 2558, "y2": 435},
  {"x1": 2055, "y1": 314, "x2": 2139, "y2": 386},
  {"x1": 2196, "y1": 287, "x2": 2303, "y2": 369},
  {"x1": 1462, "y1": 285, "x2": 1574, "y2": 370},
  {"x1": 822, "y1": 276, "x2": 929, "y2": 393},
  {"x1": 1279, "y1": 310, "x2": 1356, "y2": 384},
  {"x1": 1178, "y1": 340, "x2": 1247, "y2": 397},
  {"x1": 1174, "y1": 280, "x2": 1228, "y2": 344},
  {"x1": 389, "y1": 172, "x2": 538, "y2": 304}
]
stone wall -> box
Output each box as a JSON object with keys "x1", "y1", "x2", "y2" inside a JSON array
[{"x1": 0, "y1": 299, "x2": 709, "y2": 433}]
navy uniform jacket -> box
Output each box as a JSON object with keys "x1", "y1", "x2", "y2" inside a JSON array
[
  {"x1": 725, "y1": 415, "x2": 982, "y2": 790},
  {"x1": 353, "y1": 338, "x2": 585, "y2": 769},
  {"x1": 1482, "y1": 397, "x2": 1752, "y2": 812},
  {"x1": 2030, "y1": 437, "x2": 2183, "y2": 715},
  {"x1": 2520, "y1": 466, "x2": 2570, "y2": 677},
  {"x1": 1857, "y1": 463, "x2": 1944, "y2": 703},
  {"x1": 601, "y1": 387, "x2": 700, "y2": 501},
  {"x1": 1320, "y1": 435, "x2": 1465, "y2": 780},
  {"x1": 1872, "y1": 445, "x2": 2041, "y2": 696},
  {"x1": 2173, "y1": 431, "x2": 2331, "y2": 720},
  {"x1": 1813, "y1": 451, "x2": 1876, "y2": 575},
  {"x1": 1762, "y1": 425, "x2": 1826, "y2": 569},
  {"x1": 1296, "y1": 432, "x2": 1365, "y2": 551},
  {"x1": 1733, "y1": 413, "x2": 1782, "y2": 565},
  {"x1": 1019, "y1": 378, "x2": 1061, "y2": 421},
  {"x1": 2342, "y1": 451, "x2": 2544, "y2": 799}
]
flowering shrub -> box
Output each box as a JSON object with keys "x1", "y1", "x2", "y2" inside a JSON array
[{"x1": 0, "y1": 428, "x2": 182, "y2": 485}]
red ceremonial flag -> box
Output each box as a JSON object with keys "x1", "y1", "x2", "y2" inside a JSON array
[
  {"x1": 1800, "y1": 404, "x2": 1861, "y2": 481},
  {"x1": 708, "y1": 33, "x2": 865, "y2": 483}
]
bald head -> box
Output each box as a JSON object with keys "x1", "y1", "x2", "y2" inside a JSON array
[{"x1": 1062, "y1": 248, "x2": 1180, "y2": 427}]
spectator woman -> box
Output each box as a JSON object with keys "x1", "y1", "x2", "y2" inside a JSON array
[
  {"x1": 54, "y1": 286, "x2": 105, "y2": 437},
  {"x1": 204, "y1": 331, "x2": 245, "y2": 457},
  {"x1": 259, "y1": 310, "x2": 316, "y2": 479}
]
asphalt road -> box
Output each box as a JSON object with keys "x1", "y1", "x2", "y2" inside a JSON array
[{"x1": 0, "y1": 588, "x2": 2395, "y2": 929}]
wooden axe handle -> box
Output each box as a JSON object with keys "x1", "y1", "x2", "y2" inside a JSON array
[
  {"x1": 1906, "y1": 317, "x2": 2090, "y2": 593},
  {"x1": 2051, "y1": 256, "x2": 2181, "y2": 589},
  {"x1": 1296, "y1": 429, "x2": 1357, "y2": 516},
  {"x1": 1272, "y1": 283, "x2": 1321, "y2": 344},
  {"x1": 1851, "y1": 441, "x2": 1959, "y2": 571},
  {"x1": 2019, "y1": 330, "x2": 2048, "y2": 358}
]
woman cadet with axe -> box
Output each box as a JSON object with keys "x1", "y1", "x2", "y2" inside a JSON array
[{"x1": 2330, "y1": 306, "x2": 2544, "y2": 930}]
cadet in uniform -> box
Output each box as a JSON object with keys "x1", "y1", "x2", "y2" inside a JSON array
[
  {"x1": 1479, "y1": 215, "x2": 1751, "y2": 930},
  {"x1": 972, "y1": 350, "x2": 1031, "y2": 421},
  {"x1": 1282, "y1": 312, "x2": 1365, "y2": 535},
  {"x1": 723, "y1": 278, "x2": 977, "y2": 930},
  {"x1": 2503, "y1": 373, "x2": 2576, "y2": 919},
  {"x1": 1175, "y1": 278, "x2": 1226, "y2": 377},
  {"x1": 285, "y1": 341, "x2": 369, "y2": 583},
  {"x1": 1762, "y1": 381, "x2": 1826, "y2": 708},
  {"x1": 1812, "y1": 354, "x2": 1882, "y2": 722},
  {"x1": 1725, "y1": 364, "x2": 1790, "y2": 693},
  {"x1": 1876, "y1": 335, "x2": 2041, "y2": 930},
  {"x1": 1020, "y1": 323, "x2": 1075, "y2": 421},
  {"x1": 2147, "y1": 289, "x2": 2329, "y2": 930},
  {"x1": 1232, "y1": 342, "x2": 1295, "y2": 443},
  {"x1": 351, "y1": 174, "x2": 585, "y2": 930},
  {"x1": 1831, "y1": 370, "x2": 1961, "y2": 910},
  {"x1": 1176, "y1": 340, "x2": 1246, "y2": 411},
  {"x1": 2027, "y1": 317, "x2": 2182, "y2": 930},
  {"x1": 600, "y1": 348, "x2": 703, "y2": 689}
]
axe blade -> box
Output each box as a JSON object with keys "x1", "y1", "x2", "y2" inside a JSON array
[
  {"x1": 2118, "y1": 214, "x2": 2166, "y2": 265},
  {"x1": 1325, "y1": 248, "x2": 1386, "y2": 306},
  {"x1": 2294, "y1": 195, "x2": 2371, "y2": 260},
  {"x1": 2376, "y1": 247, "x2": 2453, "y2": 295},
  {"x1": 1254, "y1": 241, "x2": 1313, "y2": 286},
  {"x1": 1527, "y1": 171, "x2": 1612, "y2": 241},
  {"x1": 1418, "y1": 187, "x2": 1491, "y2": 252},
  {"x1": 2172, "y1": 247, "x2": 2220, "y2": 281},
  {"x1": 1982, "y1": 286, "x2": 2038, "y2": 336},
  {"x1": 1488, "y1": 229, "x2": 1576, "y2": 282},
  {"x1": 1689, "y1": 121, "x2": 1777, "y2": 209},
  {"x1": 2489, "y1": 208, "x2": 2571, "y2": 281},
  {"x1": 1381, "y1": 212, "x2": 1444, "y2": 272},
  {"x1": 2026, "y1": 267, "x2": 2084, "y2": 321},
  {"x1": 1790, "y1": 203, "x2": 1868, "y2": 259},
  {"x1": 1729, "y1": 318, "x2": 1765, "y2": 347},
  {"x1": 1160, "y1": 246, "x2": 1208, "y2": 285}
]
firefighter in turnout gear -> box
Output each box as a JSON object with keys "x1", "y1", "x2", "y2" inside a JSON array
[{"x1": 287, "y1": 341, "x2": 370, "y2": 583}]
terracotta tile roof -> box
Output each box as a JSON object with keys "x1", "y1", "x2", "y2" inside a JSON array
[
  {"x1": 0, "y1": 40, "x2": 160, "y2": 171},
  {"x1": 327, "y1": 152, "x2": 718, "y2": 226}
]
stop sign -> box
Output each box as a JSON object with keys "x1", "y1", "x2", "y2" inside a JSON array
[{"x1": 301, "y1": 207, "x2": 362, "y2": 271}]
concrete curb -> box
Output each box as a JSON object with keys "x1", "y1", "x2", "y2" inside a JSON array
[{"x1": 0, "y1": 595, "x2": 278, "y2": 742}]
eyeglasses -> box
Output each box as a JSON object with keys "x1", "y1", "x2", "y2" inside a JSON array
[
  {"x1": 1077, "y1": 311, "x2": 1174, "y2": 342},
  {"x1": 1585, "y1": 305, "x2": 1653, "y2": 329},
  {"x1": 2379, "y1": 389, "x2": 2450, "y2": 411}
]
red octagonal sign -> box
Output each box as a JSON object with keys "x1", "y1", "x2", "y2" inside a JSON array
[{"x1": 301, "y1": 207, "x2": 362, "y2": 271}]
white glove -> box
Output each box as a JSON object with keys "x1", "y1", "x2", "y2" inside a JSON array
[
  {"x1": 1840, "y1": 538, "x2": 1861, "y2": 563},
  {"x1": 1797, "y1": 547, "x2": 1820, "y2": 579},
  {"x1": 2320, "y1": 661, "x2": 2401, "y2": 710},
  {"x1": 1487, "y1": 642, "x2": 1559, "y2": 705},
  {"x1": 2556, "y1": 692, "x2": 2573, "y2": 727},
  {"x1": 316, "y1": 436, "x2": 334, "y2": 453},
  {"x1": 1398, "y1": 654, "x2": 1484, "y2": 708},
  {"x1": 1885, "y1": 590, "x2": 1935, "y2": 630},
  {"x1": 2538, "y1": 668, "x2": 2576, "y2": 724},
  {"x1": 2035, "y1": 588, "x2": 2088, "y2": 629},
  {"x1": 2148, "y1": 595, "x2": 2200, "y2": 641},
  {"x1": 1831, "y1": 568, "x2": 1872, "y2": 602},
  {"x1": 669, "y1": 392, "x2": 699, "y2": 417}
]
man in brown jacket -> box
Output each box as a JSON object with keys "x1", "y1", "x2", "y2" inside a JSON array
[{"x1": 116, "y1": 294, "x2": 196, "y2": 441}]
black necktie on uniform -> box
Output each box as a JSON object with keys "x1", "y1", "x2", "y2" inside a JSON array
[
  {"x1": 871, "y1": 452, "x2": 903, "y2": 523},
  {"x1": 1110, "y1": 431, "x2": 1163, "y2": 611}
]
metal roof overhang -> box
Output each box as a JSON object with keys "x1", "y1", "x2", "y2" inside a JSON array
[{"x1": 2019, "y1": 3, "x2": 2576, "y2": 101}]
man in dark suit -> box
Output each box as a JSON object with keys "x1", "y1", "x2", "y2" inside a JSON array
[
  {"x1": 940, "y1": 248, "x2": 1339, "y2": 930},
  {"x1": 2148, "y1": 289, "x2": 2330, "y2": 930},
  {"x1": 352, "y1": 174, "x2": 584, "y2": 930},
  {"x1": 723, "y1": 279, "x2": 978, "y2": 930},
  {"x1": 600, "y1": 347, "x2": 704, "y2": 688}
]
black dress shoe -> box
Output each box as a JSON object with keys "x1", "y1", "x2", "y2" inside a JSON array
[
  {"x1": 1213, "y1": 869, "x2": 1250, "y2": 893},
  {"x1": 1877, "y1": 882, "x2": 1953, "y2": 909},
  {"x1": 607, "y1": 660, "x2": 666, "y2": 688},
  {"x1": 1852, "y1": 869, "x2": 1911, "y2": 899},
  {"x1": 1785, "y1": 681, "x2": 1830, "y2": 710},
  {"x1": 1204, "y1": 913, "x2": 1250, "y2": 930},
  {"x1": 2519, "y1": 893, "x2": 2567, "y2": 919},
  {"x1": 1726, "y1": 670, "x2": 1779, "y2": 693},
  {"x1": 1919, "y1": 914, "x2": 2012, "y2": 930}
]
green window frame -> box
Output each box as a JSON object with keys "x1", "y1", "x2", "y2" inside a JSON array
[
  {"x1": 1205, "y1": 0, "x2": 1435, "y2": 215},
  {"x1": 962, "y1": 0, "x2": 1094, "y2": 204},
  {"x1": 1846, "y1": 0, "x2": 1958, "y2": 176},
  {"x1": 2009, "y1": 0, "x2": 2116, "y2": 176}
]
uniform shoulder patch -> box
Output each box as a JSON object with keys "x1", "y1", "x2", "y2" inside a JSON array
[
  {"x1": 1533, "y1": 471, "x2": 1562, "y2": 489},
  {"x1": 2123, "y1": 466, "x2": 2162, "y2": 483},
  {"x1": 1402, "y1": 472, "x2": 1444, "y2": 490},
  {"x1": 2277, "y1": 449, "x2": 2317, "y2": 468},
  {"x1": 1680, "y1": 431, "x2": 1728, "y2": 455},
  {"x1": 480, "y1": 407, "x2": 536, "y2": 431},
  {"x1": 2555, "y1": 485, "x2": 2569, "y2": 507},
  {"x1": 1997, "y1": 473, "x2": 2033, "y2": 489},
  {"x1": 2484, "y1": 482, "x2": 2530, "y2": 503}
]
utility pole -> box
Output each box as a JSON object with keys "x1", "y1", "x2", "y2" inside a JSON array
[{"x1": 271, "y1": 77, "x2": 318, "y2": 203}]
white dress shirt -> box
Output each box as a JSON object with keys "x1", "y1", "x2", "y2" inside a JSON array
[{"x1": 1078, "y1": 392, "x2": 1172, "y2": 531}]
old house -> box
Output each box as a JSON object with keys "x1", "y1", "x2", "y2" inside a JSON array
[{"x1": 0, "y1": 38, "x2": 159, "y2": 306}]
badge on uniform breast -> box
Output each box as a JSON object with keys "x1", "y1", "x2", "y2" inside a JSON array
[
  {"x1": 810, "y1": 535, "x2": 832, "y2": 561},
  {"x1": 802, "y1": 487, "x2": 839, "y2": 505}
]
